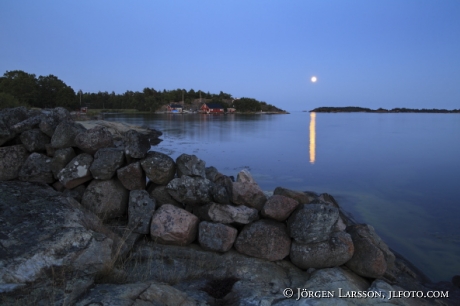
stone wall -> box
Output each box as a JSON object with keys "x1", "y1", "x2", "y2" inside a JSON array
[{"x1": 1, "y1": 106, "x2": 458, "y2": 305}]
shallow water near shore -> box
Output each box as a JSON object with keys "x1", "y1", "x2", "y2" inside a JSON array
[{"x1": 105, "y1": 111, "x2": 460, "y2": 282}]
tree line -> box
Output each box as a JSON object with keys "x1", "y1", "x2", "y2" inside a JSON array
[{"x1": 0, "y1": 70, "x2": 285, "y2": 112}]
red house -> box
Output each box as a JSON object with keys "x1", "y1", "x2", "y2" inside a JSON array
[{"x1": 200, "y1": 103, "x2": 225, "y2": 114}]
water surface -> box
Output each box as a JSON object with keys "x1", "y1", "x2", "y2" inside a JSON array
[{"x1": 106, "y1": 111, "x2": 460, "y2": 282}]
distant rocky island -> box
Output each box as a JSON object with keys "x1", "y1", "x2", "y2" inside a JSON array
[{"x1": 310, "y1": 106, "x2": 460, "y2": 113}]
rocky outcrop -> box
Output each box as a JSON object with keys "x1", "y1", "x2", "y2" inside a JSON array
[
  {"x1": 19, "y1": 128, "x2": 50, "y2": 152},
  {"x1": 232, "y1": 181, "x2": 267, "y2": 210},
  {"x1": 166, "y1": 175, "x2": 213, "y2": 205},
  {"x1": 50, "y1": 121, "x2": 86, "y2": 149},
  {"x1": 58, "y1": 153, "x2": 93, "y2": 189},
  {"x1": 261, "y1": 194, "x2": 299, "y2": 221},
  {"x1": 0, "y1": 181, "x2": 119, "y2": 305}
]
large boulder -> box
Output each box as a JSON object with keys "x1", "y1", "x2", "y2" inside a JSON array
[
  {"x1": 0, "y1": 181, "x2": 117, "y2": 305},
  {"x1": 198, "y1": 221, "x2": 237, "y2": 252},
  {"x1": 0, "y1": 145, "x2": 29, "y2": 181},
  {"x1": 50, "y1": 121, "x2": 86, "y2": 149},
  {"x1": 128, "y1": 190, "x2": 156, "y2": 234},
  {"x1": 232, "y1": 181, "x2": 267, "y2": 210},
  {"x1": 166, "y1": 175, "x2": 213, "y2": 205},
  {"x1": 234, "y1": 220, "x2": 291, "y2": 261},
  {"x1": 50, "y1": 147, "x2": 76, "y2": 179},
  {"x1": 346, "y1": 224, "x2": 396, "y2": 279},
  {"x1": 140, "y1": 151, "x2": 176, "y2": 185},
  {"x1": 39, "y1": 107, "x2": 72, "y2": 137},
  {"x1": 117, "y1": 161, "x2": 146, "y2": 190},
  {"x1": 0, "y1": 107, "x2": 28, "y2": 146},
  {"x1": 194, "y1": 203, "x2": 259, "y2": 225},
  {"x1": 74, "y1": 126, "x2": 114, "y2": 155},
  {"x1": 18, "y1": 152, "x2": 54, "y2": 184},
  {"x1": 236, "y1": 169, "x2": 255, "y2": 183},
  {"x1": 287, "y1": 203, "x2": 339, "y2": 244},
  {"x1": 290, "y1": 231, "x2": 354, "y2": 269},
  {"x1": 176, "y1": 153, "x2": 206, "y2": 178},
  {"x1": 261, "y1": 194, "x2": 299, "y2": 221},
  {"x1": 19, "y1": 128, "x2": 50, "y2": 152},
  {"x1": 58, "y1": 153, "x2": 93, "y2": 189},
  {"x1": 124, "y1": 129, "x2": 150, "y2": 159},
  {"x1": 89, "y1": 148, "x2": 125, "y2": 180},
  {"x1": 81, "y1": 178, "x2": 129, "y2": 221},
  {"x1": 150, "y1": 204, "x2": 199, "y2": 246},
  {"x1": 273, "y1": 187, "x2": 314, "y2": 204}
]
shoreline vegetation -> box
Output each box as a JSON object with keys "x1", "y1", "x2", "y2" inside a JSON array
[
  {"x1": 309, "y1": 106, "x2": 460, "y2": 113},
  {"x1": 0, "y1": 70, "x2": 287, "y2": 114}
]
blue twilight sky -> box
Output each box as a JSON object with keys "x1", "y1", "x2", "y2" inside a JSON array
[{"x1": 1, "y1": 0, "x2": 459, "y2": 111}]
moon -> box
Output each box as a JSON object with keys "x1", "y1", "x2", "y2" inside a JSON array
[{"x1": 311, "y1": 76, "x2": 317, "y2": 83}]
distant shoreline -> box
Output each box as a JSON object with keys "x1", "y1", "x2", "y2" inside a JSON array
[{"x1": 309, "y1": 106, "x2": 460, "y2": 113}]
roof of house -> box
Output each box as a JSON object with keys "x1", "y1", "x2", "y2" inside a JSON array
[{"x1": 204, "y1": 102, "x2": 224, "y2": 109}]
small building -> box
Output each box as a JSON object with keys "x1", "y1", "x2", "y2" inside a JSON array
[
  {"x1": 200, "y1": 103, "x2": 225, "y2": 114},
  {"x1": 167, "y1": 104, "x2": 183, "y2": 113},
  {"x1": 227, "y1": 107, "x2": 236, "y2": 113}
]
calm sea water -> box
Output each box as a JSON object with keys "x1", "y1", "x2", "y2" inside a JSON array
[{"x1": 105, "y1": 111, "x2": 460, "y2": 282}]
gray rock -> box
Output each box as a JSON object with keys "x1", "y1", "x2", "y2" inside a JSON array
[
  {"x1": 0, "y1": 107, "x2": 28, "y2": 146},
  {"x1": 194, "y1": 203, "x2": 259, "y2": 224},
  {"x1": 128, "y1": 190, "x2": 156, "y2": 234},
  {"x1": 346, "y1": 224, "x2": 396, "y2": 279},
  {"x1": 9, "y1": 115, "x2": 42, "y2": 134},
  {"x1": 150, "y1": 204, "x2": 199, "y2": 245},
  {"x1": 167, "y1": 175, "x2": 213, "y2": 205},
  {"x1": 176, "y1": 153, "x2": 206, "y2": 178},
  {"x1": 89, "y1": 148, "x2": 125, "y2": 180},
  {"x1": 198, "y1": 221, "x2": 237, "y2": 252},
  {"x1": 290, "y1": 231, "x2": 354, "y2": 269},
  {"x1": 50, "y1": 147, "x2": 76, "y2": 179},
  {"x1": 140, "y1": 151, "x2": 176, "y2": 185},
  {"x1": 18, "y1": 152, "x2": 54, "y2": 184},
  {"x1": 234, "y1": 219, "x2": 291, "y2": 261},
  {"x1": 117, "y1": 161, "x2": 146, "y2": 190},
  {"x1": 0, "y1": 181, "x2": 117, "y2": 305},
  {"x1": 148, "y1": 185, "x2": 182, "y2": 207},
  {"x1": 81, "y1": 178, "x2": 129, "y2": 221},
  {"x1": 74, "y1": 125, "x2": 114, "y2": 155},
  {"x1": 236, "y1": 169, "x2": 255, "y2": 183},
  {"x1": 58, "y1": 153, "x2": 93, "y2": 189},
  {"x1": 214, "y1": 173, "x2": 234, "y2": 202},
  {"x1": 50, "y1": 121, "x2": 86, "y2": 149},
  {"x1": 19, "y1": 128, "x2": 50, "y2": 152},
  {"x1": 39, "y1": 113, "x2": 59, "y2": 137},
  {"x1": 124, "y1": 129, "x2": 150, "y2": 158},
  {"x1": 232, "y1": 181, "x2": 267, "y2": 210},
  {"x1": 0, "y1": 145, "x2": 29, "y2": 180},
  {"x1": 261, "y1": 194, "x2": 299, "y2": 221},
  {"x1": 287, "y1": 204, "x2": 339, "y2": 244},
  {"x1": 273, "y1": 187, "x2": 314, "y2": 204},
  {"x1": 211, "y1": 182, "x2": 231, "y2": 204}
]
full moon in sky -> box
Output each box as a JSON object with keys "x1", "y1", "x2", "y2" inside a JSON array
[{"x1": 311, "y1": 76, "x2": 317, "y2": 83}]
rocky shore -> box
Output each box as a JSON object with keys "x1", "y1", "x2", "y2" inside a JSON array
[{"x1": 0, "y1": 106, "x2": 459, "y2": 305}]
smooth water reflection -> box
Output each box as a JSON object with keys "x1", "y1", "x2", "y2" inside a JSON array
[{"x1": 105, "y1": 112, "x2": 460, "y2": 282}]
